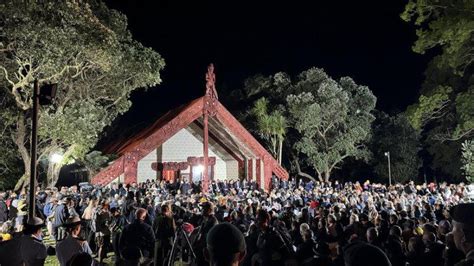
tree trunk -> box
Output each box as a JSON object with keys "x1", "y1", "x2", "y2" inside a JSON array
[
  {"x1": 292, "y1": 157, "x2": 319, "y2": 182},
  {"x1": 278, "y1": 138, "x2": 283, "y2": 165},
  {"x1": 317, "y1": 172, "x2": 323, "y2": 182},
  {"x1": 324, "y1": 172, "x2": 330, "y2": 183},
  {"x1": 13, "y1": 113, "x2": 31, "y2": 191}
]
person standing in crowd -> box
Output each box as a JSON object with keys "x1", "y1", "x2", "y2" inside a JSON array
[
  {"x1": 0, "y1": 217, "x2": 48, "y2": 266},
  {"x1": 194, "y1": 201, "x2": 218, "y2": 266},
  {"x1": 110, "y1": 207, "x2": 128, "y2": 265},
  {"x1": 82, "y1": 197, "x2": 98, "y2": 254},
  {"x1": 56, "y1": 216, "x2": 93, "y2": 266},
  {"x1": 253, "y1": 209, "x2": 287, "y2": 266},
  {"x1": 94, "y1": 202, "x2": 112, "y2": 264},
  {"x1": 43, "y1": 196, "x2": 57, "y2": 238},
  {"x1": 450, "y1": 203, "x2": 474, "y2": 266},
  {"x1": 1, "y1": 178, "x2": 474, "y2": 266},
  {"x1": 119, "y1": 208, "x2": 156, "y2": 265},
  {"x1": 153, "y1": 204, "x2": 176, "y2": 266},
  {"x1": 53, "y1": 197, "x2": 71, "y2": 241}
]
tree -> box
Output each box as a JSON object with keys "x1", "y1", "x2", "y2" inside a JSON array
[
  {"x1": 461, "y1": 140, "x2": 474, "y2": 183},
  {"x1": 251, "y1": 98, "x2": 286, "y2": 164},
  {"x1": 402, "y1": 0, "x2": 474, "y2": 139},
  {"x1": 402, "y1": 1, "x2": 474, "y2": 183},
  {"x1": 371, "y1": 113, "x2": 422, "y2": 183},
  {"x1": 401, "y1": 0, "x2": 474, "y2": 75},
  {"x1": 287, "y1": 68, "x2": 376, "y2": 182},
  {"x1": 0, "y1": 0, "x2": 165, "y2": 189}
]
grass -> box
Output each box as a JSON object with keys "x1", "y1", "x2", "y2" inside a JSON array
[{"x1": 42, "y1": 229, "x2": 116, "y2": 266}]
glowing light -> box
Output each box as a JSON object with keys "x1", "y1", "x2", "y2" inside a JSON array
[
  {"x1": 50, "y1": 153, "x2": 63, "y2": 163},
  {"x1": 195, "y1": 165, "x2": 204, "y2": 174}
]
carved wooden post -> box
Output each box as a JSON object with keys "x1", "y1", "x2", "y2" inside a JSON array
[
  {"x1": 263, "y1": 156, "x2": 272, "y2": 192},
  {"x1": 256, "y1": 158, "x2": 261, "y2": 188},
  {"x1": 203, "y1": 112, "x2": 209, "y2": 193},
  {"x1": 248, "y1": 159, "x2": 253, "y2": 182},
  {"x1": 202, "y1": 64, "x2": 218, "y2": 193}
]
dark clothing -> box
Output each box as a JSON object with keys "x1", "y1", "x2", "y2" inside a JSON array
[
  {"x1": 425, "y1": 241, "x2": 446, "y2": 266},
  {"x1": 444, "y1": 247, "x2": 465, "y2": 266},
  {"x1": 53, "y1": 203, "x2": 69, "y2": 241},
  {"x1": 194, "y1": 215, "x2": 218, "y2": 266},
  {"x1": 256, "y1": 227, "x2": 287, "y2": 266},
  {"x1": 384, "y1": 235, "x2": 406, "y2": 266},
  {"x1": 295, "y1": 239, "x2": 315, "y2": 263},
  {"x1": 53, "y1": 204, "x2": 69, "y2": 227},
  {"x1": 119, "y1": 219, "x2": 156, "y2": 260},
  {"x1": 153, "y1": 215, "x2": 175, "y2": 266},
  {"x1": 0, "y1": 200, "x2": 8, "y2": 222}
]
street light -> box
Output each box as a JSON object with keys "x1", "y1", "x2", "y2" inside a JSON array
[
  {"x1": 28, "y1": 80, "x2": 57, "y2": 225},
  {"x1": 50, "y1": 153, "x2": 63, "y2": 163},
  {"x1": 384, "y1": 151, "x2": 392, "y2": 186}
]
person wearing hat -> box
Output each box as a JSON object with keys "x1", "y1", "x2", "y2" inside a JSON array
[
  {"x1": 56, "y1": 216, "x2": 92, "y2": 266},
  {"x1": 451, "y1": 203, "x2": 474, "y2": 266},
  {"x1": 0, "y1": 217, "x2": 48, "y2": 266},
  {"x1": 205, "y1": 222, "x2": 246, "y2": 266},
  {"x1": 53, "y1": 197, "x2": 72, "y2": 241}
]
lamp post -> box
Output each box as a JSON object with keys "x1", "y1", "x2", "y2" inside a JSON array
[
  {"x1": 28, "y1": 80, "x2": 57, "y2": 224},
  {"x1": 384, "y1": 151, "x2": 392, "y2": 186}
]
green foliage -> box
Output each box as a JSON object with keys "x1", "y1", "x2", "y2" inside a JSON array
[
  {"x1": 0, "y1": 0, "x2": 165, "y2": 187},
  {"x1": 461, "y1": 140, "x2": 474, "y2": 183},
  {"x1": 287, "y1": 68, "x2": 376, "y2": 181},
  {"x1": 406, "y1": 85, "x2": 452, "y2": 130},
  {"x1": 371, "y1": 113, "x2": 422, "y2": 183},
  {"x1": 251, "y1": 97, "x2": 287, "y2": 160},
  {"x1": 224, "y1": 68, "x2": 376, "y2": 181},
  {"x1": 402, "y1": 1, "x2": 473, "y2": 182},
  {"x1": 402, "y1": 0, "x2": 474, "y2": 139},
  {"x1": 454, "y1": 88, "x2": 474, "y2": 139},
  {"x1": 401, "y1": 0, "x2": 474, "y2": 74}
]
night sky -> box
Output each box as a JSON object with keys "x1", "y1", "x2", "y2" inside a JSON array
[{"x1": 101, "y1": 0, "x2": 432, "y2": 143}]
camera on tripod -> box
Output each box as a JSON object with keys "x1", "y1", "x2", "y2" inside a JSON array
[{"x1": 166, "y1": 221, "x2": 197, "y2": 266}]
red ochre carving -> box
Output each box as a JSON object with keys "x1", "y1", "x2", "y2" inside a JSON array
[{"x1": 92, "y1": 65, "x2": 288, "y2": 191}]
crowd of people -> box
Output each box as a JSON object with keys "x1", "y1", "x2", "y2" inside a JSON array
[{"x1": 0, "y1": 178, "x2": 473, "y2": 266}]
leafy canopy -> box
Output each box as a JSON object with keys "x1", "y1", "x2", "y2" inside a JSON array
[
  {"x1": 0, "y1": 0, "x2": 165, "y2": 187},
  {"x1": 287, "y1": 68, "x2": 376, "y2": 180}
]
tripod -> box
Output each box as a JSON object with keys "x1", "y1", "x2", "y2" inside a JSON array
[{"x1": 167, "y1": 224, "x2": 197, "y2": 266}]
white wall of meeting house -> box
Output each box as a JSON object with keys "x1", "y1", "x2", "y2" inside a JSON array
[{"x1": 111, "y1": 126, "x2": 261, "y2": 184}]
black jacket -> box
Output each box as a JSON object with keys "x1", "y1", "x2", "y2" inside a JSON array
[{"x1": 119, "y1": 219, "x2": 156, "y2": 258}]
